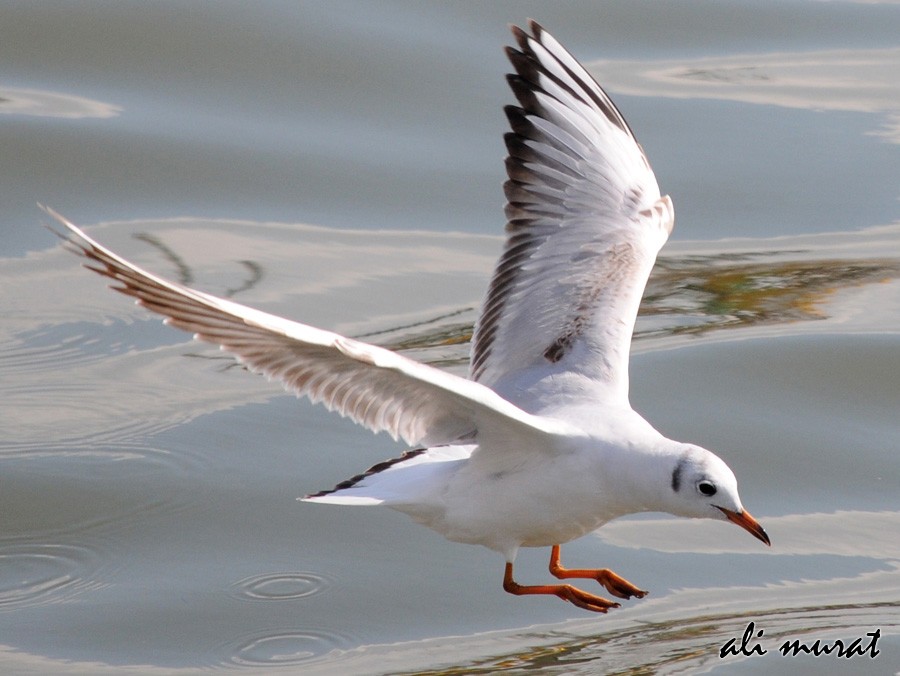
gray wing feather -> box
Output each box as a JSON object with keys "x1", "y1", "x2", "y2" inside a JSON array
[{"x1": 470, "y1": 21, "x2": 674, "y2": 408}]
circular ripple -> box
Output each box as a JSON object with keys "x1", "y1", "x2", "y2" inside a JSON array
[
  {"x1": 0, "y1": 543, "x2": 105, "y2": 609},
  {"x1": 230, "y1": 572, "x2": 333, "y2": 601},
  {"x1": 218, "y1": 628, "x2": 353, "y2": 667}
]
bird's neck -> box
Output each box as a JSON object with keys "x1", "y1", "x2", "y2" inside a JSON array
[{"x1": 593, "y1": 421, "x2": 682, "y2": 517}]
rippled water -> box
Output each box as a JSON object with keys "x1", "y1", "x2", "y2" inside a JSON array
[{"x1": 2, "y1": 2, "x2": 899, "y2": 674}]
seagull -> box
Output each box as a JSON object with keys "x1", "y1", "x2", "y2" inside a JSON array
[{"x1": 46, "y1": 20, "x2": 769, "y2": 613}]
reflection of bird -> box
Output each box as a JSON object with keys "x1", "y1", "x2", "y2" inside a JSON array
[{"x1": 47, "y1": 20, "x2": 769, "y2": 613}]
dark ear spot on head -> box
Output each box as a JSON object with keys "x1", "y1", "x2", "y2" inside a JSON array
[{"x1": 671, "y1": 454, "x2": 688, "y2": 492}]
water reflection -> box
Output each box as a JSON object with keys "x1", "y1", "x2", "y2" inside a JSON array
[
  {"x1": 0, "y1": 87, "x2": 120, "y2": 119},
  {"x1": 641, "y1": 254, "x2": 900, "y2": 338},
  {"x1": 91, "y1": 221, "x2": 897, "y2": 373},
  {"x1": 5, "y1": 218, "x2": 898, "y2": 439},
  {"x1": 131, "y1": 233, "x2": 196, "y2": 285},
  {"x1": 376, "y1": 603, "x2": 895, "y2": 675},
  {"x1": 588, "y1": 47, "x2": 900, "y2": 143},
  {"x1": 599, "y1": 509, "x2": 900, "y2": 558},
  {"x1": 131, "y1": 232, "x2": 265, "y2": 297},
  {"x1": 376, "y1": 247, "x2": 900, "y2": 367}
]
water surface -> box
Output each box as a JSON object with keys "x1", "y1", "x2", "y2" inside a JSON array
[{"x1": 2, "y1": 2, "x2": 899, "y2": 673}]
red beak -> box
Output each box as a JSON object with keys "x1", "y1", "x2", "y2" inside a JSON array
[{"x1": 717, "y1": 507, "x2": 771, "y2": 546}]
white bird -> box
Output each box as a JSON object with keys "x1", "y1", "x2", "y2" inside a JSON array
[{"x1": 46, "y1": 20, "x2": 769, "y2": 613}]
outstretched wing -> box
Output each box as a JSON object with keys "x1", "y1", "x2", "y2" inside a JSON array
[
  {"x1": 471, "y1": 21, "x2": 673, "y2": 408},
  {"x1": 44, "y1": 208, "x2": 568, "y2": 448}
]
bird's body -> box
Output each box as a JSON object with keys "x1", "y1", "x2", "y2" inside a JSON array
[
  {"x1": 309, "y1": 403, "x2": 667, "y2": 561},
  {"x1": 47, "y1": 20, "x2": 769, "y2": 613}
]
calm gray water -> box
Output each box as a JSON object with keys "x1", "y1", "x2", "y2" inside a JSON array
[{"x1": 2, "y1": 2, "x2": 899, "y2": 674}]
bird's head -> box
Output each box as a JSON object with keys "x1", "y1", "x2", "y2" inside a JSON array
[{"x1": 666, "y1": 445, "x2": 770, "y2": 546}]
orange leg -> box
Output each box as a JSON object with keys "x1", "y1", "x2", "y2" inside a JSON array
[
  {"x1": 548, "y1": 544, "x2": 648, "y2": 600},
  {"x1": 503, "y1": 561, "x2": 620, "y2": 613}
]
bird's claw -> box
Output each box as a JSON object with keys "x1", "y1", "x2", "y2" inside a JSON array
[
  {"x1": 557, "y1": 585, "x2": 621, "y2": 613},
  {"x1": 548, "y1": 546, "x2": 647, "y2": 600},
  {"x1": 592, "y1": 569, "x2": 648, "y2": 600}
]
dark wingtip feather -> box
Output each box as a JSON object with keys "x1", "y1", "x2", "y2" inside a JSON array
[
  {"x1": 506, "y1": 73, "x2": 543, "y2": 111},
  {"x1": 304, "y1": 448, "x2": 427, "y2": 498},
  {"x1": 509, "y1": 23, "x2": 529, "y2": 51},
  {"x1": 526, "y1": 19, "x2": 544, "y2": 37}
]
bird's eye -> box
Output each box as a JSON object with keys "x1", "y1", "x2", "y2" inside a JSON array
[{"x1": 697, "y1": 480, "x2": 717, "y2": 497}]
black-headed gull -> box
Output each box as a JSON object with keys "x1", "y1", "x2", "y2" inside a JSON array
[{"x1": 46, "y1": 20, "x2": 769, "y2": 613}]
